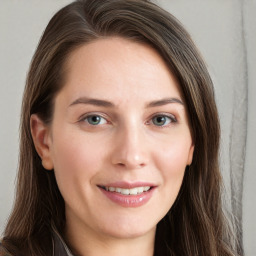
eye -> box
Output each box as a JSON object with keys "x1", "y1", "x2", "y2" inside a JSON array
[
  {"x1": 83, "y1": 115, "x2": 107, "y2": 125},
  {"x1": 151, "y1": 115, "x2": 176, "y2": 126}
]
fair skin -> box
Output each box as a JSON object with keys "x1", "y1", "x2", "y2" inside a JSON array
[{"x1": 31, "y1": 37, "x2": 194, "y2": 256}]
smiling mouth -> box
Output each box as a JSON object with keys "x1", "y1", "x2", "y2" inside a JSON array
[{"x1": 99, "y1": 186, "x2": 152, "y2": 195}]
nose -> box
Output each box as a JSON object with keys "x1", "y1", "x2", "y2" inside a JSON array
[{"x1": 111, "y1": 125, "x2": 148, "y2": 170}]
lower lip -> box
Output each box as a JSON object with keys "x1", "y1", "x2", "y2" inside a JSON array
[{"x1": 99, "y1": 187, "x2": 155, "y2": 208}]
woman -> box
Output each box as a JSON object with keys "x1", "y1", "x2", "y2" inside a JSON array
[{"x1": 0, "y1": 0, "x2": 239, "y2": 255}]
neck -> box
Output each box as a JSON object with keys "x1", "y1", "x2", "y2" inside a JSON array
[{"x1": 64, "y1": 220, "x2": 156, "y2": 256}]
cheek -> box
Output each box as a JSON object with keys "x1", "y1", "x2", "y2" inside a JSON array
[
  {"x1": 157, "y1": 138, "x2": 190, "y2": 169},
  {"x1": 50, "y1": 130, "x2": 105, "y2": 191},
  {"x1": 154, "y1": 138, "x2": 191, "y2": 191},
  {"x1": 148, "y1": 137, "x2": 192, "y2": 217}
]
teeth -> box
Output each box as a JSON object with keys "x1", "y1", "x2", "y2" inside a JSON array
[
  {"x1": 104, "y1": 186, "x2": 151, "y2": 195},
  {"x1": 109, "y1": 187, "x2": 115, "y2": 192},
  {"x1": 130, "y1": 187, "x2": 139, "y2": 195},
  {"x1": 116, "y1": 187, "x2": 122, "y2": 193},
  {"x1": 122, "y1": 189, "x2": 130, "y2": 195}
]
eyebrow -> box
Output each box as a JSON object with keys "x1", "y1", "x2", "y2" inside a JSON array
[
  {"x1": 146, "y1": 98, "x2": 184, "y2": 107},
  {"x1": 69, "y1": 97, "x2": 114, "y2": 107},
  {"x1": 69, "y1": 97, "x2": 184, "y2": 108}
]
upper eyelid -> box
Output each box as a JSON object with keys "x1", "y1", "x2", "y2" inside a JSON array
[
  {"x1": 149, "y1": 112, "x2": 177, "y2": 121},
  {"x1": 78, "y1": 112, "x2": 109, "y2": 121}
]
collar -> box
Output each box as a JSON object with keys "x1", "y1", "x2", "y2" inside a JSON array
[{"x1": 52, "y1": 226, "x2": 74, "y2": 256}]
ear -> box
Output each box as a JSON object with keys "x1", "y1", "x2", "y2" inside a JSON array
[
  {"x1": 30, "y1": 114, "x2": 54, "y2": 170},
  {"x1": 186, "y1": 143, "x2": 195, "y2": 166}
]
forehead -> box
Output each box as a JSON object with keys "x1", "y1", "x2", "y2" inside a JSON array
[{"x1": 59, "y1": 37, "x2": 183, "y2": 104}]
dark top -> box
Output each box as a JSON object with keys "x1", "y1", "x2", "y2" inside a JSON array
[
  {"x1": 52, "y1": 226, "x2": 74, "y2": 256},
  {"x1": 0, "y1": 227, "x2": 74, "y2": 256}
]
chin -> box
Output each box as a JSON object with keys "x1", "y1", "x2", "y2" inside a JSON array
[{"x1": 98, "y1": 217, "x2": 157, "y2": 239}]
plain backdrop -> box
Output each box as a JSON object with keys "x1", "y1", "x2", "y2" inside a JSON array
[{"x1": 0, "y1": 0, "x2": 255, "y2": 255}]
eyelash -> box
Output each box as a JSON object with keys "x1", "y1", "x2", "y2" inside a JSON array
[{"x1": 79, "y1": 113, "x2": 177, "y2": 127}]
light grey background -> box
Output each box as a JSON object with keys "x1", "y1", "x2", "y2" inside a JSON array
[{"x1": 0, "y1": 0, "x2": 255, "y2": 255}]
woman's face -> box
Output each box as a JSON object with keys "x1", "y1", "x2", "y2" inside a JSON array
[{"x1": 36, "y1": 37, "x2": 194, "y2": 240}]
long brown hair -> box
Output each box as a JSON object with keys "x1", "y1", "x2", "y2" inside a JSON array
[{"x1": 1, "y1": 0, "x2": 240, "y2": 255}]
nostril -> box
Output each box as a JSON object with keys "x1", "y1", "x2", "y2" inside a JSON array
[
  {"x1": 117, "y1": 162, "x2": 126, "y2": 167},
  {"x1": 115, "y1": 161, "x2": 146, "y2": 170}
]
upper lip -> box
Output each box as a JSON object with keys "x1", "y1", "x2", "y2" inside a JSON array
[{"x1": 98, "y1": 181, "x2": 157, "y2": 189}]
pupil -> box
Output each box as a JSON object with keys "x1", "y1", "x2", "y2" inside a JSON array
[
  {"x1": 154, "y1": 116, "x2": 165, "y2": 125},
  {"x1": 90, "y1": 116, "x2": 100, "y2": 124}
]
